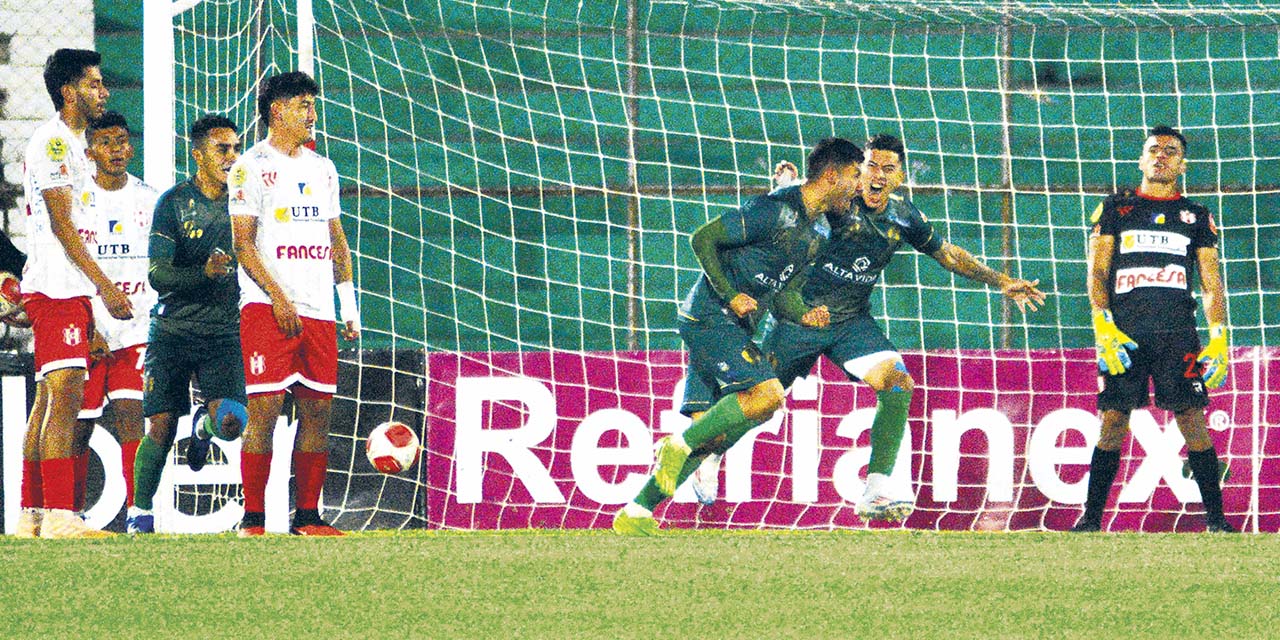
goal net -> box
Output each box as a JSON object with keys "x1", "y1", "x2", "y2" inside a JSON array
[{"x1": 161, "y1": 0, "x2": 1280, "y2": 532}]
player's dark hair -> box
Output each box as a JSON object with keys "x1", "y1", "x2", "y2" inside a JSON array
[
  {"x1": 44, "y1": 48, "x2": 101, "y2": 111},
  {"x1": 258, "y1": 71, "x2": 320, "y2": 126},
  {"x1": 866, "y1": 133, "x2": 907, "y2": 166},
  {"x1": 190, "y1": 113, "x2": 239, "y2": 148},
  {"x1": 86, "y1": 111, "x2": 130, "y2": 142},
  {"x1": 805, "y1": 137, "x2": 863, "y2": 180},
  {"x1": 1148, "y1": 125, "x2": 1187, "y2": 155}
]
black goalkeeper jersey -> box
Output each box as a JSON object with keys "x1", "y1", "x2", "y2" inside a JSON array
[{"x1": 1091, "y1": 189, "x2": 1217, "y2": 335}]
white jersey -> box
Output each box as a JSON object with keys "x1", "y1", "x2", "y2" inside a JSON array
[
  {"x1": 84, "y1": 175, "x2": 160, "y2": 350},
  {"x1": 22, "y1": 114, "x2": 96, "y2": 298},
  {"x1": 229, "y1": 140, "x2": 340, "y2": 321}
]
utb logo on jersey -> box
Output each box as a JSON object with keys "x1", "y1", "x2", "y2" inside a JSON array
[
  {"x1": 46, "y1": 137, "x2": 67, "y2": 161},
  {"x1": 108, "y1": 220, "x2": 124, "y2": 235},
  {"x1": 1152, "y1": 213, "x2": 1166, "y2": 224},
  {"x1": 297, "y1": 182, "x2": 312, "y2": 196}
]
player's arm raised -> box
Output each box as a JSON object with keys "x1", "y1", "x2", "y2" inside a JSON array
[
  {"x1": 330, "y1": 216, "x2": 359, "y2": 341},
  {"x1": 929, "y1": 241, "x2": 1045, "y2": 312},
  {"x1": 45, "y1": 185, "x2": 131, "y2": 319},
  {"x1": 232, "y1": 214, "x2": 301, "y2": 337}
]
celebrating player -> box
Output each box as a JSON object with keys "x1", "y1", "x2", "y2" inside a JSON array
[
  {"x1": 611, "y1": 137, "x2": 863, "y2": 535},
  {"x1": 232, "y1": 71, "x2": 359, "y2": 537},
  {"x1": 1071, "y1": 126, "x2": 1234, "y2": 533},
  {"x1": 67, "y1": 112, "x2": 160, "y2": 524},
  {"x1": 130, "y1": 114, "x2": 248, "y2": 534},
  {"x1": 17, "y1": 48, "x2": 120, "y2": 539},
  {"x1": 690, "y1": 134, "x2": 1046, "y2": 522}
]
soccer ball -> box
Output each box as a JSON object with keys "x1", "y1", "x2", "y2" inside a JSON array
[{"x1": 365, "y1": 421, "x2": 420, "y2": 474}]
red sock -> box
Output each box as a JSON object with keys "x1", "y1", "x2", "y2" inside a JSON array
[
  {"x1": 121, "y1": 440, "x2": 140, "y2": 508},
  {"x1": 292, "y1": 450, "x2": 329, "y2": 511},
  {"x1": 241, "y1": 451, "x2": 272, "y2": 514},
  {"x1": 20, "y1": 459, "x2": 42, "y2": 509},
  {"x1": 73, "y1": 451, "x2": 90, "y2": 512},
  {"x1": 41, "y1": 457, "x2": 76, "y2": 511}
]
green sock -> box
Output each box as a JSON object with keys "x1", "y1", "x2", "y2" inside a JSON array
[
  {"x1": 712, "y1": 412, "x2": 772, "y2": 455},
  {"x1": 634, "y1": 452, "x2": 709, "y2": 511},
  {"x1": 867, "y1": 389, "x2": 912, "y2": 475},
  {"x1": 132, "y1": 435, "x2": 169, "y2": 511},
  {"x1": 682, "y1": 393, "x2": 749, "y2": 451}
]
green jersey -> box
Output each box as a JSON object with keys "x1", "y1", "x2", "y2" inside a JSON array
[
  {"x1": 148, "y1": 178, "x2": 240, "y2": 337},
  {"x1": 800, "y1": 193, "x2": 943, "y2": 322}
]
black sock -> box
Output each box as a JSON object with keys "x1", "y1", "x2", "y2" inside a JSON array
[
  {"x1": 241, "y1": 511, "x2": 265, "y2": 528},
  {"x1": 293, "y1": 508, "x2": 321, "y2": 526},
  {"x1": 1187, "y1": 448, "x2": 1225, "y2": 522},
  {"x1": 1081, "y1": 447, "x2": 1121, "y2": 522}
]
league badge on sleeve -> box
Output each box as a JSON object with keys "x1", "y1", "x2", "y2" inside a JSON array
[{"x1": 46, "y1": 137, "x2": 67, "y2": 161}]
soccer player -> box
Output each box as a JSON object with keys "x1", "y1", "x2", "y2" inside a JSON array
[
  {"x1": 69, "y1": 112, "x2": 160, "y2": 522},
  {"x1": 231, "y1": 71, "x2": 360, "y2": 537},
  {"x1": 611, "y1": 137, "x2": 863, "y2": 535},
  {"x1": 691, "y1": 134, "x2": 1045, "y2": 522},
  {"x1": 18, "y1": 48, "x2": 122, "y2": 539},
  {"x1": 1071, "y1": 125, "x2": 1234, "y2": 533},
  {"x1": 130, "y1": 114, "x2": 248, "y2": 534}
]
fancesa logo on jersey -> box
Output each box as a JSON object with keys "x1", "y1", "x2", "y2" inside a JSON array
[
  {"x1": 1114, "y1": 264, "x2": 1187, "y2": 294},
  {"x1": 1119, "y1": 230, "x2": 1190, "y2": 256},
  {"x1": 276, "y1": 245, "x2": 332, "y2": 261}
]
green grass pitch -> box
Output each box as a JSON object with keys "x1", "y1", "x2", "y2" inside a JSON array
[{"x1": 1, "y1": 529, "x2": 1276, "y2": 638}]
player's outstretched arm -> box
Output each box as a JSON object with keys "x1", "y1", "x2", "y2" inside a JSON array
[
  {"x1": 330, "y1": 217, "x2": 360, "y2": 341},
  {"x1": 1196, "y1": 246, "x2": 1229, "y2": 388},
  {"x1": 232, "y1": 214, "x2": 302, "y2": 337},
  {"x1": 690, "y1": 217, "x2": 756, "y2": 317},
  {"x1": 45, "y1": 186, "x2": 132, "y2": 320},
  {"x1": 929, "y1": 241, "x2": 1045, "y2": 312}
]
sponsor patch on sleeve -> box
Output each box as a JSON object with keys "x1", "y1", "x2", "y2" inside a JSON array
[{"x1": 46, "y1": 137, "x2": 67, "y2": 161}]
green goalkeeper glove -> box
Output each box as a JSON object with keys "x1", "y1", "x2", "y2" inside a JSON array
[
  {"x1": 1198, "y1": 323, "x2": 1229, "y2": 389},
  {"x1": 1093, "y1": 309, "x2": 1137, "y2": 375}
]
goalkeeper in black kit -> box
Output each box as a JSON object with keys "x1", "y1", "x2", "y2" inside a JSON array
[{"x1": 1072, "y1": 125, "x2": 1234, "y2": 533}]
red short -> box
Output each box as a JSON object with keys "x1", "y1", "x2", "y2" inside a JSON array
[
  {"x1": 240, "y1": 302, "x2": 337, "y2": 398},
  {"x1": 24, "y1": 293, "x2": 92, "y2": 380},
  {"x1": 79, "y1": 343, "x2": 146, "y2": 420}
]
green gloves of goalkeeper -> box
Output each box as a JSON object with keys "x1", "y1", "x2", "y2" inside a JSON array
[
  {"x1": 1198, "y1": 323, "x2": 1229, "y2": 389},
  {"x1": 1093, "y1": 309, "x2": 1137, "y2": 375}
]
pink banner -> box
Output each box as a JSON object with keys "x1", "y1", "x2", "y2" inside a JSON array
[{"x1": 426, "y1": 348, "x2": 1279, "y2": 531}]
